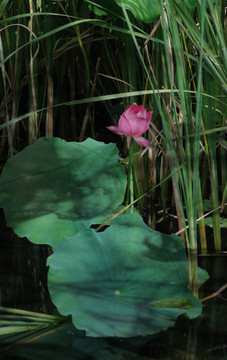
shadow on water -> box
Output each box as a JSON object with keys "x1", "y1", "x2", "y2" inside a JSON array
[
  {"x1": 0, "y1": 209, "x2": 53, "y2": 314},
  {"x1": 0, "y1": 209, "x2": 226, "y2": 360}
]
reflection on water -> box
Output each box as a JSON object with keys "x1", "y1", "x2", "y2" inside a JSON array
[{"x1": 0, "y1": 210, "x2": 226, "y2": 359}]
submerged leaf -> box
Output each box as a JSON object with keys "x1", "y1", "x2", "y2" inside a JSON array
[
  {"x1": 0, "y1": 137, "x2": 127, "y2": 248},
  {"x1": 48, "y1": 212, "x2": 203, "y2": 337}
]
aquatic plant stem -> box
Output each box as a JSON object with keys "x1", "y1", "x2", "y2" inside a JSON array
[
  {"x1": 188, "y1": 0, "x2": 207, "y2": 296},
  {"x1": 200, "y1": 283, "x2": 227, "y2": 302},
  {"x1": 128, "y1": 141, "x2": 134, "y2": 213}
]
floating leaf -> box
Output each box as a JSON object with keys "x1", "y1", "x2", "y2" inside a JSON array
[
  {"x1": 0, "y1": 137, "x2": 127, "y2": 249},
  {"x1": 48, "y1": 213, "x2": 203, "y2": 337}
]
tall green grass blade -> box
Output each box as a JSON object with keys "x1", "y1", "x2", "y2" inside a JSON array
[
  {"x1": 188, "y1": 0, "x2": 207, "y2": 292},
  {"x1": 0, "y1": 90, "x2": 226, "y2": 130},
  {"x1": 0, "y1": 0, "x2": 9, "y2": 17},
  {"x1": 0, "y1": 33, "x2": 13, "y2": 156},
  {"x1": 160, "y1": 0, "x2": 191, "y2": 246}
]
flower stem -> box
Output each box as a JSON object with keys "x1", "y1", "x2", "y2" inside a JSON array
[{"x1": 128, "y1": 141, "x2": 134, "y2": 213}]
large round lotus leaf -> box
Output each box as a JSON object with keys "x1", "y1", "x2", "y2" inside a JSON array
[
  {"x1": 47, "y1": 212, "x2": 202, "y2": 337},
  {"x1": 0, "y1": 137, "x2": 127, "y2": 248}
]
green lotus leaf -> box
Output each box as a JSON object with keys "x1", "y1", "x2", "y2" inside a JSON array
[
  {"x1": 113, "y1": 0, "x2": 196, "y2": 23},
  {"x1": 47, "y1": 212, "x2": 203, "y2": 337},
  {"x1": 0, "y1": 137, "x2": 127, "y2": 249},
  {"x1": 85, "y1": 0, "x2": 196, "y2": 23},
  {"x1": 114, "y1": 0, "x2": 161, "y2": 22},
  {"x1": 85, "y1": 0, "x2": 123, "y2": 18}
]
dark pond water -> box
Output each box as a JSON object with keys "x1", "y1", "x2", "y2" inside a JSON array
[{"x1": 0, "y1": 209, "x2": 226, "y2": 360}]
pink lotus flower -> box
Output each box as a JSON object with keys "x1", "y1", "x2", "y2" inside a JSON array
[{"x1": 107, "y1": 104, "x2": 152, "y2": 147}]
